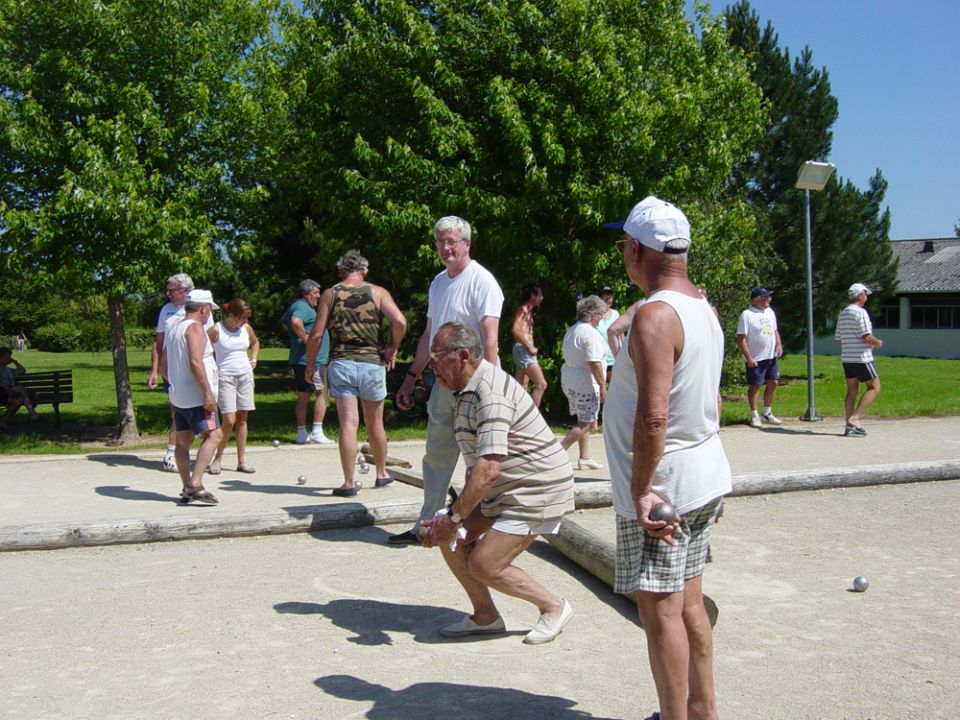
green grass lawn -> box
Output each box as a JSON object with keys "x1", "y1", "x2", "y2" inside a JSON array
[{"x1": 1, "y1": 348, "x2": 957, "y2": 455}]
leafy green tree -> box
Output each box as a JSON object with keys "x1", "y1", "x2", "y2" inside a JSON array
[
  {"x1": 724, "y1": 0, "x2": 896, "y2": 349},
  {"x1": 0, "y1": 0, "x2": 284, "y2": 440},
  {"x1": 260, "y1": 0, "x2": 766, "y2": 364}
]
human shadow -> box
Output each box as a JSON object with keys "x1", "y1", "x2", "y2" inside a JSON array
[
  {"x1": 220, "y1": 478, "x2": 344, "y2": 498},
  {"x1": 273, "y1": 598, "x2": 526, "y2": 645},
  {"x1": 94, "y1": 485, "x2": 178, "y2": 503},
  {"x1": 315, "y1": 675, "x2": 618, "y2": 720},
  {"x1": 87, "y1": 453, "x2": 162, "y2": 471},
  {"x1": 757, "y1": 426, "x2": 839, "y2": 437}
]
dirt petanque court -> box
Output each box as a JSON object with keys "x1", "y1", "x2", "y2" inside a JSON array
[{"x1": 1, "y1": 416, "x2": 959, "y2": 719}]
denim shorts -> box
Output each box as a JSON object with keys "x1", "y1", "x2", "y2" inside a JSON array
[
  {"x1": 511, "y1": 343, "x2": 538, "y2": 370},
  {"x1": 327, "y1": 359, "x2": 387, "y2": 401}
]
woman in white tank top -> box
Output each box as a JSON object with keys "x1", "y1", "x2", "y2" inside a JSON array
[{"x1": 207, "y1": 298, "x2": 260, "y2": 474}]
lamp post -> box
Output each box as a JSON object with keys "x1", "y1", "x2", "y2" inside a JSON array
[{"x1": 795, "y1": 161, "x2": 836, "y2": 421}]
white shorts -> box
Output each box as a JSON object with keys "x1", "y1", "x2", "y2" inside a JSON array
[
  {"x1": 492, "y1": 517, "x2": 563, "y2": 536},
  {"x1": 218, "y1": 372, "x2": 256, "y2": 414}
]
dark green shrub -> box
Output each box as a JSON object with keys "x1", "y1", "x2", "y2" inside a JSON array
[{"x1": 31, "y1": 323, "x2": 83, "y2": 352}]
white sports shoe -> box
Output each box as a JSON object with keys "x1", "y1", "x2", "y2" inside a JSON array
[
  {"x1": 762, "y1": 413, "x2": 783, "y2": 425},
  {"x1": 309, "y1": 431, "x2": 334, "y2": 445},
  {"x1": 162, "y1": 456, "x2": 177, "y2": 472},
  {"x1": 749, "y1": 415, "x2": 762, "y2": 428}
]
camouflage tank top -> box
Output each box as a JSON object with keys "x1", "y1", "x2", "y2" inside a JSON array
[{"x1": 329, "y1": 283, "x2": 382, "y2": 364}]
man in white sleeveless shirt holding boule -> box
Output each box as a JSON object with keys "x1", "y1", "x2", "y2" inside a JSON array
[{"x1": 603, "y1": 197, "x2": 731, "y2": 720}]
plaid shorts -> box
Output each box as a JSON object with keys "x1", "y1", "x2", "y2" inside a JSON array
[{"x1": 615, "y1": 496, "x2": 723, "y2": 594}]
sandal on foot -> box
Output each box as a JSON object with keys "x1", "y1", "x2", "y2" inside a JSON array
[
  {"x1": 207, "y1": 462, "x2": 222, "y2": 475},
  {"x1": 236, "y1": 463, "x2": 256, "y2": 474},
  {"x1": 179, "y1": 487, "x2": 219, "y2": 505}
]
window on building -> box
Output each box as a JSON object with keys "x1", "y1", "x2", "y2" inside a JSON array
[
  {"x1": 873, "y1": 301, "x2": 900, "y2": 329},
  {"x1": 909, "y1": 296, "x2": 960, "y2": 329}
]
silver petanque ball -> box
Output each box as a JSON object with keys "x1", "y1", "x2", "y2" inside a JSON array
[
  {"x1": 650, "y1": 502, "x2": 677, "y2": 523},
  {"x1": 853, "y1": 576, "x2": 870, "y2": 592},
  {"x1": 272, "y1": 439, "x2": 280, "y2": 448},
  {"x1": 296, "y1": 474, "x2": 307, "y2": 485},
  {"x1": 356, "y1": 479, "x2": 363, "y2": 489}
]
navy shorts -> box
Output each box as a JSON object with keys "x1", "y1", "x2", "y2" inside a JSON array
[
  {"x1": 292, "y1": 364, "x2": 324, "y2": 393},
  {"x1": 172, "y1": 405, "x2": 221, "y2": 435},
  {"x1": 745, "y1": 357, "x2": 780, "y2": 386},
  {"x1": 843, "y1": 362, "x2": 878, "y2": 382}
]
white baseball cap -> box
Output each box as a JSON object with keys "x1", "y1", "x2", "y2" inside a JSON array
[
  {"x1": 848, "y1": 283, "x2": 872, "y2": 299},
  {"x1": 604, "y1": 196, "x2": 691, "y2": 254},
  {"x1": 186, "y1": 289, "x2": 219, "y2": 308}
]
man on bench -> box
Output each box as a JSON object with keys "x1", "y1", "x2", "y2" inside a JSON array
[{"x1": 0, "y1": 347, "x2": 41, "y2": 432}]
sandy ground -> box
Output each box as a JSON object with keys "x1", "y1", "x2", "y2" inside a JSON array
[{"x1": 1, "y1": 417, "x2": 959, "y2": 719}]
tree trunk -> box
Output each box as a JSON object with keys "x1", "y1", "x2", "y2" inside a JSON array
[{"x1": 107, "y1": 295, "x2": 140, "y2": 443}]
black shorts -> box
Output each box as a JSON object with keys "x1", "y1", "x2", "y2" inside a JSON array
[
  {"x1": 842, "y1": 362, "x2": 878, "y2": 382},
  {"x1": 292, "y1": 364, "x2": 324, "y2": 393}
]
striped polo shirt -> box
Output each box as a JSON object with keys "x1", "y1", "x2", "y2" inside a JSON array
[
  {"x1": 454, "y1": 360, "x2": 575, "y2": 522},
  {"x1": 834, "y1": 304, "x2": 875, "y2": 363}
]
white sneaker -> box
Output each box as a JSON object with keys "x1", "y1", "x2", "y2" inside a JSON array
[
  {"x1": 309, "y1": 431, "x2": 334, "y2": 445},
  {"x1": 295, "y1": 429, "x2": 310, "y2": 445},
  {"x1": 162, "y1": 456, "x2": 177, "y2": 472},
  {"x1": 577, "y1": 458, "x2": 603, "y2": 470},
  {"x1": 762, "y1": 413, "x2": 783, "y2": 425},
  {"x1": 749, "y1": 415, "x2": 762, "y2": 428}
]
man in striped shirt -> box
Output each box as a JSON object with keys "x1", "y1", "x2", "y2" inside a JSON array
[
  {"x1": 421, "y1": 322, "x2": 576, "y2": 645},
  {"x1": 835, "y1": 283, "x2": 884, "y2": 437}
]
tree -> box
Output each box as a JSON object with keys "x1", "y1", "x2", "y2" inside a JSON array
[
  {"x1": 0, "y1": 0, "x2": 285, "y2": 440},
  {"x1": 724, "y1": 0, "x2": 896, "y2": 349},
  {"x1": 259, "y1": 0, "x2": 766, "y2": 360}
]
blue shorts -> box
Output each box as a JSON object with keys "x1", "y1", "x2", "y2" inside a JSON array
[
  {"x1": 327, "y1": 359, "x2": 387, "y2": 402},
  {"x1": 512, "y1": 343, "x2": 538, "y2": 370},
  {"x1": 172, "y1": 405, "x2": 221, "y2": 435},
  {"x1": 745, "y1": 357, "x2": 780, "y2": 386}
]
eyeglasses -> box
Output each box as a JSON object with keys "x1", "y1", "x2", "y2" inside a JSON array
[
  {"x1": 429, "y1": 348, "x2": 457, "y2": 362},
  {"x1": 435, "y1": 238, "x2": 464, "y2": 249},
  {"x1": 167, "y1": 286, "x2": 187, "y2": 294},
  {"x1": 615, "y1": 238, "x2": 632, "y2": 252}
]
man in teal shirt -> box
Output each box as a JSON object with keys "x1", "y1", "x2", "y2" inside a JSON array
[{"x1": 282, "y1": 279, "x2": 333, "y2": 444}]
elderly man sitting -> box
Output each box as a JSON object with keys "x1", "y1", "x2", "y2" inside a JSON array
[{"x1": 421, "y1": 322, "x2": 576, "y2": 645}]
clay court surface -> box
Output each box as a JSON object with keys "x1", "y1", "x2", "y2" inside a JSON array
[{"x1": 1, "y1": 417, "x2": 959, "y2": 719}]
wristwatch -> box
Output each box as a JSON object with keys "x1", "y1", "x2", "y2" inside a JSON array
[{"x1": 448, "y1": 509, "x2": 462, "y2": 524}]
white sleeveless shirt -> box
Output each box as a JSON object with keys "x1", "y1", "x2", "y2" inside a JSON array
[
  {"x1": 167, "y1": 319, "x2": 219, "y2": 409},
  {"x1": 212, "y1": 322, "x2": 253, "y2": 376},
  {"x1": 603, "y1": 290, "x2": 731, "y2": 517}
]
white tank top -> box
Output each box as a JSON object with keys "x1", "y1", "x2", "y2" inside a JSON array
[
  {"x1": 603, "y1": 290, "x2": 731, "y2": 517},
  {"x1": 212, "y1": 322, "x2": 252, "y2": 376},
  {"x1": 167, "y1": 319, "x2": 219, "y2": 408}
]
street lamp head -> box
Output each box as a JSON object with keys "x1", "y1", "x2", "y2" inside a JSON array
[{"x1": 795, "y1": 161, "x2": 836, "y2": 191}]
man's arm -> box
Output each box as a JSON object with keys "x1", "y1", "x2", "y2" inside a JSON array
[
  {"x1": 774, "y1": 330, "x2": 784, "y2": 358},
  {"x1": 735, "y1": 334, "x2": 756, "y2": 367},
  {"x1": 631, "y1": 301, "x2": 682, "y2": 542},
  {"x1": 396, "y1": 318, "x2": 432, "y2": 409},
  {"x1": 607, "y1": 300, "x2": 641, "y2": 356},
  {"x1": 376, "y1": 286, "x2": 407, "y2": 370},
  {"x1": 185, "y1": 324, "x2": 216, "y2": 412},
  {"x1": 479, "y1": 315, "x2": 500, "y2": 364},
  {"x1": 305, "y1": 290, "x2": 333, "y2": 372},
  {"x1": 148, "y1": 331, "x2": 165, "y2": 388},
  {"x1": 511, "y1": 309, "x2": 535, "y2": 354},
  {"x1": 424, "y1": 455, "x2": 502, "y2": 546},
  {"x1": 862, "y1": 332, "x2": 883, "y2": 348}
]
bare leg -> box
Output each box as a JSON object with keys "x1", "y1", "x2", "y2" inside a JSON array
[
  {"x1": 214, "y1": 411, "x2": 236, "y2": 466},
  {"x1": 295, "y1": 391, "x2": 309, "y2": 427},
  {"x1": 234, "y1": 410, "x2": 249, "y2": 466},
  {"x1": 560, "y1": 420, "x2": 595, "y2": 458},
  {"x1": 360, "y1": 398, "x2": 388, "y2": 479},
  {"x1": 746, "y1": 384, "x2": 760, "y2": 413},
  {"x1": 843, "y1": 378, "x2": 860, "y2": 426},
  {"x1": 682, "y1": 575, "x2": 719, "y2": 720},
  {"x1": 174, "y1": 429, "x2": 196, "y2": 490},
  {"x1": 191, "y1": 428, "x2": 223, "y2": 487},
  {"x1": 762, "y1": 378, "x2": 778, "y2": 409},
  {"x1": 312, "y1": 386, "x2": 328, "y2": 426},
  {"x1": 525, "y1": 363, "x2": 548, "y2": 408},
  {"x1": 336, "y1": 396, "x2": 359, "y2": 488},
  {"x1": 636, "y1": 589, "x2": 690, "y2": 720},
  {"x1": 849, "y1": 377, "x2": 880, "y2": 427},
  {"x1": 468, "y1": 529, "x2": 564, "y2": 618}
]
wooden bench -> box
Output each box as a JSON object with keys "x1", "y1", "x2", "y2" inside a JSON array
[{"x1": 0, "y1": 370, "x2": 73, "y2": 425}]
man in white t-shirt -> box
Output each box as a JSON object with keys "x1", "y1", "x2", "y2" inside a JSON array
[
  {"x1": 835, "y1": 282, "x2": 884, "y2": 437},
  {"x1": 736, "y1": 287, "x2": 784, "y2": 428},
  {"x1": 390, "y1": 216, "x2": 504, "y2": 544}
]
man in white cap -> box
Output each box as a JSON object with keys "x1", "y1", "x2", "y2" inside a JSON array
[
  {"x1": 603, "y1": 196, "x2": 731, "y2": 720},
  {"x1": 835, "y1": 282, "x2": 883, "y2": 437},
  {"x1": 162, "y1": 289, "x2": 223, "y2": 504},
  {"x1": 735, "y1": 287, "x2": 783, "y2": 428}
]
